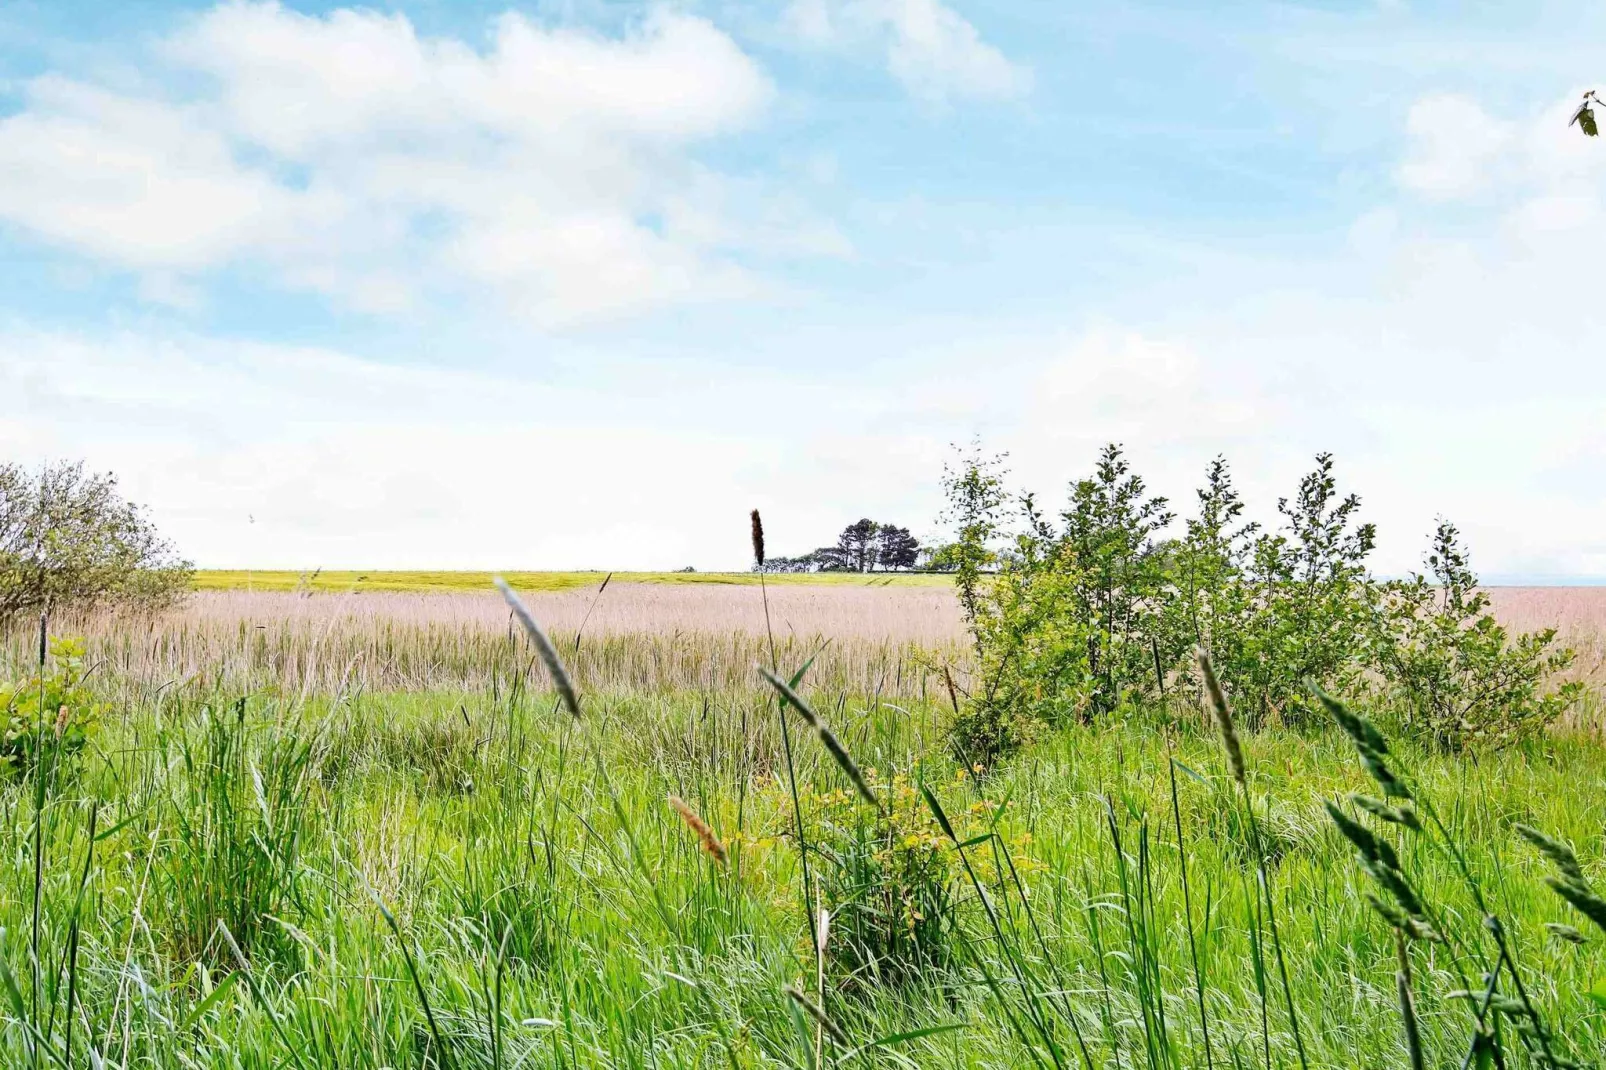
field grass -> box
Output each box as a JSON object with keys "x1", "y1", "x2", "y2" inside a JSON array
[
  {"x1": 0, "y1": 588, "x2": 1604, "y2": 1066},
  {"x1": 194, "y1": 569, "x2": 955, "y2": 593}
]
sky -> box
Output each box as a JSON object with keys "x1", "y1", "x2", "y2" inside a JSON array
[{"x1": 1, "y1": 0, "x2": 1604, "y2": 579}]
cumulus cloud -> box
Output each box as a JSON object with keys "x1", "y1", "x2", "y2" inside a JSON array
[
  {"x1": 787, "y1": 0, "x2": 1030, "y2": 103},
  {"x1": 0, "y1": 2, "x2": 838, "y2": 323}
]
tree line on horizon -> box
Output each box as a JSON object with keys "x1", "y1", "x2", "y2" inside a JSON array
[{"x1": 760, "y1": 517, "x2": 957, "y2": 573}]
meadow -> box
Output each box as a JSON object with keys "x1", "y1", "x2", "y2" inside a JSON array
[{"x1": 0, "y1": 576, "x2": 1605, "y2": 1067}]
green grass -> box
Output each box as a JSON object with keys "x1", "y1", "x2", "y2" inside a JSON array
[
  {"x1": 193, "y1": 569, "x2": 954, "y2": 592},
  {"x1": 2, "y1": 621, "x2": 1604, "y2": 1066}
]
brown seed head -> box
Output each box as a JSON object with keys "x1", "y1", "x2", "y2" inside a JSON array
[
  {"x1": 668, "y1": 795, "x2": 726, "y2": 866},
  {"x1": 750, "y1": 509, "x2": 766, "y2": 568}
]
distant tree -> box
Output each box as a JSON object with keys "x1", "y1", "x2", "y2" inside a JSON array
[
  {"x1": 758, "y1": 518, "x2": 923, "y2": 572},
  {"x1": 837, "y1": 519, "x2": 880, "y2": 572},
  {"x1": 876, "y1": 525, "x2": 921, "y2": 571},
  {"x1": 0, "y1": 461, "x2": 192, "y2": 620},
  {"x1": 918, "y1": 542, "x2": 964, "y2": 572}
]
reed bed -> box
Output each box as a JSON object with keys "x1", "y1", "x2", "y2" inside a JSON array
[{"x1": 0, "y1": 586, "x2": 969, "y2": 700}]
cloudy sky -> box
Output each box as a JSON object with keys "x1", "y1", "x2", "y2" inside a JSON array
[{"x1": 1, "y1": 0, "x2": 1603, "y2": 578}]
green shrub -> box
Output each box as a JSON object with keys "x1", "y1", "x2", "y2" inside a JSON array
[
  {"x1": 0, "y1": 635, "x2": 103, "y2": 776},
  {"x1": 1374, "y1": 521, "x2": 1580, "y2": 751},
  {"x1": 805, "y1": 772, "x2": 1008, "y2": 988},
  {"x1": 0, "y1": 460, "x2": 192, "y2": 620},
  {"x1": 943, "y1": 445, "x2": 1583, "y2": 759}
]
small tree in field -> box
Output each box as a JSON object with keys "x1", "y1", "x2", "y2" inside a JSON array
[
  {"x1": 1375, "y1": 521, "x2": 1580, "y2": 750},
  {"x1": 1239, "y1": 453, "x2": 1376, "y2": 726},
  {"x1": 0, "y1": 461, "x2": 192, "y2": 620}
]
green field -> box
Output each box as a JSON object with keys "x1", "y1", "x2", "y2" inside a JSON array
[
  {"x1": 1, "y1": 597, "x2": 1603, "y2": 1067},
  {"x1": 194, "y1": 569, "x2": 953, "y2": 593}
]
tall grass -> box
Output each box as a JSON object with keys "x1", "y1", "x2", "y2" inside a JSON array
[{"x1": 0, "y1": 588, "x2": 1603, "y2": 1065}]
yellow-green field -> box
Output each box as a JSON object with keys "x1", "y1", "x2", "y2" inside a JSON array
[{"x1": 193, "y1": 568, "x2": 953, "y2": 593}]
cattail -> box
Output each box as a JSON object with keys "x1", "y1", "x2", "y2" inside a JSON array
[
  {"x1": 667, "y1": 795, "x2": 726, "y2": 866},
  {"x1": 1195, "y1": 648, "x2": 1244, "y2": 786},
  {"x1": 495, "y1": 577, "x2": 580, "y2": 718},
  {"x1": 784, "y1": 986, "x2": 849, "y2": 1047},
  {"x1": 750, "y1": 509, "x2": 766, "y2": 569},
  {"x1": 759, "y1": 666, "x2": 881, "y2": 813},
  {"x1": 816, "y1": 907, "x2": 831, "y2": 957},
  {"x1": 54, "y1": 704, "x2": 69, "y2": 738}
]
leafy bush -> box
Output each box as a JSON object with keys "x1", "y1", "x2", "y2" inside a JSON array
[
  {"x1": 805, "y1": 770, "x2": 1018, "y2": 988},
  {"x1": 944, "y1": 445, "x2": 1581, "y2": 759},
  {"x1": 1236, "y1": 453, "x2": 1378, "y2": 727},
  {"x1": 0, "y1": 635, "x2": 103, "y2": 776},
  {"x1": 808, "y1": 774, "x2": 958, "y2": 987},
  {"x1": 0, "y1": 460, "x2": 191, "y2": 620},
  {"x1": 1374, "y1": 521, "x2": 1580, "y2": 750}
]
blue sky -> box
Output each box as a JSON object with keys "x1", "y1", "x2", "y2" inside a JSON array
[{"x1": 1, "y1": 0, "x2": 1604, "y2": 578}]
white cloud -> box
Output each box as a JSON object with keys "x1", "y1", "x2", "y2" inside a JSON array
[
  {"x1": 0, "y1": 2, "x2": 826, "y2": 324},
  {"x1": 786, "y1": 0, "x2": 1030, "y2": 103},
  {"x1": 1396, "y1": 94, "x2": 1515, "y2": 200}
]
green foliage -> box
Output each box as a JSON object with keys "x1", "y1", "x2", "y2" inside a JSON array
[
  {"x1": 1163, "y1": 456, "x2": 1259, "y2": 687},
  {"x1": 157, "y1": 699, "x2": 316, "y2": 966},
  {"x1": 1062, "y1": 445, "x2": 1176, "y2": 719},
  {"x1": 806, "y1": 773, "x2": 970, "y2": 987},
  {"x1": 1375, "y1": 521, "x2": 1581, "y2": 751},
  {"x1": 0, "y1": 460, "x2": 192, "y2": 620},
  {"x1": 1322, "y1": 693, "x2": 1591, "y2": 1070},
  {"x1": 945, "y1": 444, "x2": 1580, "y2": 759},
  {"x1": 0, "y1": 636, "x2": 102, "y2": 775},
  {"x1": 1571, "y1": 91, "x2": 1599, "y2": 137},
  {"x1": 939, "y1": 444, "x2": 1008, "y2": 636},
  {"x1": 1238, "y1": 452, "x2": 1377, "y2": 727}
]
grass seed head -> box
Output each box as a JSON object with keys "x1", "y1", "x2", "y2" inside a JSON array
[
  {"x1": 1319, "y1": 688, "x2": 1410, "y2": 798},
  {"x1": 1544, "y1": 875, "x2": 1606, "y2": 935},
  {"x1": 1516, "y1": 824, "x2": 1586, "y2": 884},
  {"x1": 759, "y1": 665, "x2": 882, "y2": 813},
  {"x1": 1196, "y1": 647, "x2": 1245, "y2": 786},
  {"x1": 1546, "y1": 921, "x2": 1588, "y2": 945},
  {"x1": 1351, "y1": 793, "x2": 1422, "y2": 832},
  {"x1": 667, "y1": 795, "x2": 726, "y2": 866},
  {"x1": 495, "y1": 577, "x2": 581, "y2": 719}
]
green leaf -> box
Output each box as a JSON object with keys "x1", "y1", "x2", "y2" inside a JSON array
[
  {"x1": 921, "y1": 784, "x2": 958, "y2": 842},
  {"x1": 179, "y1": 971, "x2": 241, "y2": 1032},
  {"x1": 847, "y1": 1022, "x2": 967, "y2": 1058},
  {"x1": 1171, "y1": 758, "x2": 1210, "y2": 785},
  {"x1": 1585, "y1": 977, "x2": 1606, "y2": 1009}
]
